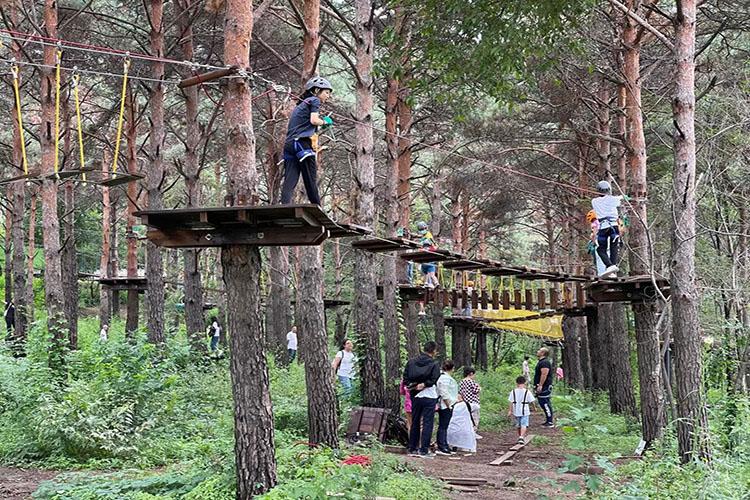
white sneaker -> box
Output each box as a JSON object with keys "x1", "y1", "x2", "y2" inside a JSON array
[
  {"x1": 475, "y1": 433, "x2": 483, "y2": 439},
  {"x1": 602, "y1": 265, "x2": 619, "y2": 277}
]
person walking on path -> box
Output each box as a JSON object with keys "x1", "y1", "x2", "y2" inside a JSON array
[
  {"x1": 522, "y1": 355, "x2": 531, "y2": 380},
  {"x1": 436, "y1": 359, "x2": 460, "y2": 455},
  {"x1": 280, "y1": 77, "x2": 334, "y2": 205},
  {"x1": 286, "y1": 325, "x2": 298, "y2": 362},
  {"x1": 332, "y1": 339, "x2": 356, "y2": 397},
  {"x1": 508, "y1": 375, "x2": 536, "y2": 444},
  {"x1": 534, "y1": 347, "x2": 554, "y2": 427},
  {"x1": 459, "y1": 366, "x2": 482, "y2": 438},
  {"x1": 403, "y1": 341, "x2": 441, "y2": 458},
  {"x1": 207, "y1": 316, "x2": 222, "y2": 352}
]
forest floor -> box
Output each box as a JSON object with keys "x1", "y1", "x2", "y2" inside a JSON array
[
  {"x1": 0, "y1": 467, "x2": 57, "y2": 499},
  {"x1": 406, "y1": 419, "x2": 590, "y2": 499}
]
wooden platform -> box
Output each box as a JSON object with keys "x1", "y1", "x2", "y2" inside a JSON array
[
  {"x1": 350, "y1": 237, "x2": 421, "y2": 252},
  {"x1": 291, "y1": 298, "x2": 350, "y2": 308},
  {"x1": 587, "y1": 276, "x2": 670, "y2": 303},
  {"x1": 399, "y1": 248, "x2": 464, "y2": 263},
  {"x1": 376, "y1": 284, "x2": 427, "y2": 301},
  {"x1": 134, "y1": 204, "x2": 371, "y2": 248},
  {"x1": 97, "y1": 276, "x2": 148, "y2": 292}
]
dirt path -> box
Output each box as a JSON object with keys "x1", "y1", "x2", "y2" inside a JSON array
[
  {"x1": 405, "y1": 420, "x2": 589, "y2": 499},
  {"x1": 0, "y1": 467, "x2": 58, "y2": 499}
]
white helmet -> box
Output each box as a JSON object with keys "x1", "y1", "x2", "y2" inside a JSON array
[
  {"x1": 597, "y1": 180, "x2": 611, "y2": 193},
  {"x1": 305, "y1": 76, "x2": 333, "y2": 92}
]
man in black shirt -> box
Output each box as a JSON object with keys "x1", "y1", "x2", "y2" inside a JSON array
[
  {"x1": 533, "y1": 347, "x2": 554, "y2": 427},
  {"x1": 403, "y1": 341, "x2": 441, "y2": 458}
]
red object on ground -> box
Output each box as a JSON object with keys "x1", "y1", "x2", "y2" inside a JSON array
[{"x1": 342, "y1": 455, "x2": 372, "y2": 467}]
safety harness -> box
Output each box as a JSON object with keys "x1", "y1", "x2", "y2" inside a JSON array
[{"x1": 512, "y1": 389, "x2": 532, "y2": 415}]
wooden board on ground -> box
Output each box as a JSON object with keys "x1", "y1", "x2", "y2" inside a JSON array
[
  {"x1": 384, "y1": 445, "x2": 406, "y2": 454},
  {"x1": 440, "y1": 477, "x2": 488, "y2": 486},
  {"x1": 489, "y1": 450, "x2": 516, "y2": 466},
  {"x1": 509, "y1": 434, "x2": 535, "y2": 451},
  {"x1": 444, "y1": 484, "x2": 479, "y2": 493}
]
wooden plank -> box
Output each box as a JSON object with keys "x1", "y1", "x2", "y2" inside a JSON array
[
  {"x1": 502, "y1": 291, "x2": 510, "y2": 310},
  {"x1": 492, "y1": 290, "x2": 499, "y2": 310},
  {"x1": 489, "y1": 450, "x2": 517, "y2": 466},
  {"x1": 525, "y1": 289, "x2": 534, "y2": 310},
  {"x1": 514, "y1": 290, "x2": 522, "y2": 309},
  {"x1": 145, "y1": 226, "x2": 328, "y2": 248},
  {"x1": 471, "y1": 289, "x2": 479, "y2": 309},
  {"x1": 444, "y1": 484, "x2": 479, "y2": 493},
  {"x1": 537, "y1": 288, "x2": 546, "y2": 309},
  {"x1": 440, "y1": 478, "x2": 488, "y2": 486},
  {"x1": 481, "y1": 289, "x2": 489, "y2": 310}
]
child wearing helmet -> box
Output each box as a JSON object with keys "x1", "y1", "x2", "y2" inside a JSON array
[
  {"x1": 591, "y1": 180, "x2": 623, "y2": 277},
  {"x1": 280, "y1": 76, "x2": 334, "y2": 205},
  {"x1": 586, "y1": 210, "x2": 606, "y2": 276},
  {"x1": 416, "y1": 221, "x2": 439, "y2": 289}
]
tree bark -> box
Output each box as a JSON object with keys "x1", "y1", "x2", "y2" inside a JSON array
[
  {"x1": 601, "y1": 303, "x2": 638, "y2": 416},
  {"x1": 298, "y1": 246, "x2": 339, "y2": 446},
  {"x1": 223, "y1": 0, "x2": 276, "y2": 495},
  {"x1": 9, "y1": 4, "x2": 27, "y2": 345},
  {"x1": 125, "y1": 86, "x2": 140, "y2": 338},
  {"x1": 146, "y1": 0, "x2": 166, "y2": 344},
  {"x1": 353, "y1": 0, "x2": 385, "y2": 407},
  {"x1": 579, "y1": 313, "x2": 593, "y2": 389},
  {"x1": 175, "y1": 0, "x2": 206, "y2": 353},
  {"x1": 588, "y1": 307, "x2": 608, "y2": 390},
  {"x1": 40, "y1": 0, "x2": 67, "y2": 366},
  {"x1": 671, "y1": 0, "x2": 709, "y2": 462},
  {"x1": 99, "y1": 154, "x2": 112, "y2": 329},
  {"x1": 451, "y1": 325, "x2": 471, "y2": 369},
  {"x1": 26, "y1": 188, "x2": 37, "y2": 324},
  {"x1": 562, "y1": 316, "x2": 584, "y2": 389},
  {"x1": 404, "y1": 301, "x2": 419, "y2": 358},
  {"x1": 110, "y1": 191, "x2": 120, "y2": 318},
  {"x1": 474, "y1": 330, "x2": 488, "y2": 371},
  {"x1": 622, "y1": 0, "x2": 665, "y2": 445},
  {"x1": 61, "y1": 98, "x2": 78, "y2": 350}
]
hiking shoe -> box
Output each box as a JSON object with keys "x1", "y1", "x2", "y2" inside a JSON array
[
  {"x1": 517, "y1": 437, "x2": 525, "y2": 445},
  {"x1": 475, "y1": 434, "x2": 483, "y2": 439},
  {"x1": 542, "y1": 422, "x2": 555, "y2": 428},
  {"x1": 407, "y1": 450, "x2": 420, "y2": 457},
  {"x1": 418, "y1": 310, "x2": 427, "y2": 316},
  {"x1": 435, "y1": 449, "x2": 452, "y2": 456},
  {"x1": 602, "y1": 265, "x2": 619, "y2": 277},
  {"x1": 419, "y1": 452, "x2": 436, "y2": 459}
]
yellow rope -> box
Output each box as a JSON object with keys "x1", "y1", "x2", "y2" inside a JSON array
[
  {"x1": 10, "y1": 65, "x2": 28, "y2": 176},
  {"x1": 111, "y1": 57, "x2": 131, "y2": 174},
  {"x1": 72, "y1": 73, "x2": 86, "y2": 181},
  {"x1": 53, "y1": 49, "x2": 62, "y2": 175}
]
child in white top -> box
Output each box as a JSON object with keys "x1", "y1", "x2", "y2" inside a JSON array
[
  {"x1": 591, "y1": 180, "x2": 623, "y2": 277},
  {"x1": 508, "y1": 375, "x2": 536, "y2": 444}
]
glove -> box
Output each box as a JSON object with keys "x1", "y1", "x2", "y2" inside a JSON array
[
  {"x1": 321, "y1": 116, "x2": 334, "y2": 129},
  {"x1": 586, "y1": 240, "x2": 596, "y2": 255},
  {"x1": 623, "y1": 194, "x2": 631, "y2": 201}
]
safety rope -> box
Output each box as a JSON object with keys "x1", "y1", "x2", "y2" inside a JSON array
[
  {"x1": 111, "y1": 57, "x2": 130, "y2": 174},
  {"x1": 10, "y1": 63, "x2": 28, "y2": 175},
  {"x1": 53, "y1": 48, "x2": 62, "y2": 175},
  {"x1": 71, "y1": 71, "x2": 86, "y2": 181}
]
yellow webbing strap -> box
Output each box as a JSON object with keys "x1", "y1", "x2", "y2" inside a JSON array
[
  {"x1": 10, "y1": 64, "x2": 28, "y2": 175},
  {"x1": 111, "y1": 57, "x2": 131, "y2": 174},
  {"x1": 72, "y1": 72, "x2": 86, "y2": 181},
  {"x1": 53, "y1": 49, "x2": 62, "y2": 175}
]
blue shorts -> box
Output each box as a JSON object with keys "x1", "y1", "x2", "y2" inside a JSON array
[
  {"x1": 421, "y1": 263, "x2": 436, "y2": 274},
  {"x1": 514, "y1": 415, "x2": 529, "y2": 428}
]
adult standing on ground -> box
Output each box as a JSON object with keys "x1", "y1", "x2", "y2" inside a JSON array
[
  {"x1": 332, "y1": 339, "x2": 356, "y2": 397},
  {"x1": 436, "y1": 359, "x2": 459, "y2": 455},
  {"x1": 403, "y1": 341, "x2": 441, "y2": 458},
  {"x1": 534, "y1": 346, "x2": 554, "y2": 427},
  {"x1": 286, "y1": 325, "x2": 298, "y2": 362},
  {"x1": 522, "y1": 355, "x2": 531, "y2": 380}
]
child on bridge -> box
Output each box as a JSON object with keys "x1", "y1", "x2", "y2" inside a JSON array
[{"x1": 591, "y1": 180, "x2": 623, "y2": 278}]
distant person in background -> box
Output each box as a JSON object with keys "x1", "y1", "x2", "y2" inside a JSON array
[
  {"x1": 332, "y1": 339, "x2": 356, "y2": 397},
  {"x1": 4, "y1": 301, "x2": 15, "y2": 336},
  {"x1": 286, "y1": 325, "x2": 298, "y2": 362},
  {"x1": 207, "y1": 316, "x2": 221, "y2": 352},
  {"x1": 99, "y1": 323, "x2": 109, "y2": 341},
  {"x1": 459, "y1": 366, "x2": 482, "y2": 438},
  {"x1": 534, "y1": 347, "x2": 554, "y2": 427},
  {"x1": 522, "y1": 355, "x2": 531, "y2": 381},
  {"x1": 556, "y1": 366, "x2": 564, "y2": 382}
]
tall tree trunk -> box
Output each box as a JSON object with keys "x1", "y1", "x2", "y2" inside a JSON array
[
  {"x1": 146, "y1": 0, "x2": 166, "y2": 344},
  {"x1": 176, "y1": 0, "x2": 206, "y2": 353},
  {"x1": 474, "y1": 331, "x2": 488, "y2": 371},
  {"x1": 26, "y1": 188, "x2": 37, "y2": 324},
  {"x1": 333, "y1": 241, "x2": 346, "y2": 348},
  {"x1": 353, "y1": 0, "x2": 385, "y2": 407},
  {"x1": 622, "y1": 0, "x2": 664, "y2": 445},
  {"x1": 125, "y1": 86, "x2": 140, "y2": 337},
  {"x1": 61, "y1": 99, "x2": 78, "y2": 349},
  {"x1": 579, "y1": 314, "x2": 593, "y2": 389},
  {"x1": 222, "y1": 0, "x2": 276, "y2": 495},
  {"x1": 562, "y1": 316, "x2": 584, "y2": 389},
  {"x1": 602, "y1": 303, "x2": 638, "y2": 416},
  {"x1": 382, "y1": 71, "x2": 401, "y2": 414},
  {"x1": 99, "y1": 155, "x2": 112, "y2": 329},
  {"x1": 4, "y1": 211, "x2": 11, "y2": 307},
  {"x1": 588, "y1": 307, "x2": 609, "y2": 390},
  {"x1": 298, "y1": 246, "x2": 339, "y2": 446},
  {"x1": 40, "y1": 0, "x2": 66, "y2": 366},
  {"x1": 404, "y1": 301, "x2": 419, "y2": 358},
  {"x1": 451, "y1": 325, "x2": 471, "y2": 369},
  {"x1": 9, "y1": 4, "x2": 27, "y2": 345},
  {"x1": 110, "y1": 191, "x2": 120, "y2": 318},
  {"x1": 671, "y1": 0, "x2": 709, "y2": 462}
]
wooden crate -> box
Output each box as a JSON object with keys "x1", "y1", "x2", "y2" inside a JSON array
[{"x1": 346, "y1": 406, "x2": 392, "y2": 444}]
